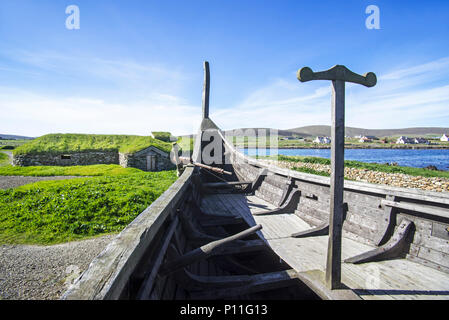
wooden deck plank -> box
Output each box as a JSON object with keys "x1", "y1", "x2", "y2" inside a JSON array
[
  {"x1": 244, "y1": 194, "x2": 449, "y2": 300},
  {"x1": 200, "y1": 192, "x2": 449, "y2": 300}
]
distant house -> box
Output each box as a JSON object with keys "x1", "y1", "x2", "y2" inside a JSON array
[
  {"x1": 396, "y1": 136, "x2": 415, "y2": 144},
  {"x1": 313, "y1": 136, "x2": 331, "y2": 144},
  {"x1": 281, "y1": 137, "x2": 296, "y2": 140},
  {"x1": 359, "y1": 136, "x2": 373, "y2": 143},
  {"x1": 414, "y1": 138, "x2": 429, "y2": 144},
  {"x1": 441, "y1": 134, "x2": 449, "y2": 142}
]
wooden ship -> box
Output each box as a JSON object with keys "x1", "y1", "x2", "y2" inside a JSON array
[{"x1": 63, "y1": 62, "x2": 449, "y2": 300}]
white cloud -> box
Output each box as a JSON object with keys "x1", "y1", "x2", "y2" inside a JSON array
[
  {"x1": 1, "y1": 52, "x2": 449, "y2": 136},
  {"x1": 0, "y1": 87, "x2": 201, "y2": 137},
  {"x1": 212, "y1": 57, "x2": 449, "y2": 130},
  {"x1": 0, "y1": 50, "x2": 201, "y2": 137}
]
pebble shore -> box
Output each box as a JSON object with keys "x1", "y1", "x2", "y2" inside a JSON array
[{"x1": 260, "y1": 159, "x2": 449, "y2": 193}]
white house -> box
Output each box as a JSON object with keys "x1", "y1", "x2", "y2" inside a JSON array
[
  {"x1": 441, "y1": 134, "x2": 449, "y2": 142},
  {"x1": 359, "y1": 136, "x2": 373, "y2": 143},
  {"x1": 396, "y1": 136, "x2": 415, "y2": 144},
  {"x1": 313, "y1": 136, "x2": 331, "y2": 144},
  {"x1": 414, "y1": 138, "x2": 429, "y2": 144}
]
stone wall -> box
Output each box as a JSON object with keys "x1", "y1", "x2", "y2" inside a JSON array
[
  {"x1": 12, "y1": 151, "x2": 119, "y2": 167},
  {"x1": 119, "y1": 148, "x2": 175, "y2": 171},
  {"x1": 260, "y1": 159, "x2": 449, "y2": 192},
  {"x1": 13, "y1": 147, "x2": 175, "y2": 172}
]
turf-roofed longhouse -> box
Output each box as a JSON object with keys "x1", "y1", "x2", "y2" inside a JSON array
[{"x1": 12, "y1": 133, "x2": 175, "y2": 171}]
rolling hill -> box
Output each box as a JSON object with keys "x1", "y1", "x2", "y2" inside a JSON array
[
  {"x1": 0, "y1": 134, "x2": 34, "y2": 140},
  {"x1": 286, "y1": 126, "x2": 449, "y2": 138}
]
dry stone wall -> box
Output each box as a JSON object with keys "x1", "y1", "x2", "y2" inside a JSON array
[
  {"x1": 12, "y1": 151, "x2": 119, "y2": 167},
  {"x1": 260, "y1": 159, "x2": 449, "y2": 193}
]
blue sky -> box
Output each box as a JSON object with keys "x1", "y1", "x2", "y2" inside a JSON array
[{"x1": 1, "y1": 0, "x2": 449, "y2": 136}]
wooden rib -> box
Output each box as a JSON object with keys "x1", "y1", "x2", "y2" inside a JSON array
[
  {"x1": 190, "y1": 269, "x2": 300, "y2": 299},
  {"x1": 252, "y1": 189, "x2": 301, "y2": 216},
  {"x1": 198, "y1": 216, "x2": 244, "y2": 227},
  {"x1": 136, "y1": 216, "x2": 179, "y2": 300},
  {"x1": 159, "y1": 224, "x2": 263, "y2": 276},
  {"x1": 278, "y1": 177, "x2": 294, "y2": 207},
  {"x1": 345, "y1": 219, "x2": 414, "y2": 264},
  {"x1": 173, "y1": 268, "x2": 253, "y2": 290},
  {"x1": 179, "y1": 210, "x2": 221, "y2": 244},
  {"x1": 291, "y1": 222, "x2": 329, "y2": 238}
]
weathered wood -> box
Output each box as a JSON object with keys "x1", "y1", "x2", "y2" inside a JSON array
[
  {"x1": 180, "y1": 210, "x2": 221, "y2": 244},
  {"x1": 382, "y1": 199, "x2": 449, "y2": 219},
  {"x1": 375, "y1": 195, "x2": 397, "y2": 246},
  {"x1": 159, "y1": 224, "x2": 263, "y2": 276},
  {"x1": 296, "y1": 64, "x2": 377, "y2": 290},
  {"x1": 326, "y1": 79, "x2": 346, "y2": 290},
  {"x1": 252, "y1": 190, "x2": 301, "y2": 216},
  {"x1": 250, "y1": 168, "x2": 268, "y2": 193},
  {"x1": 198, "y1": 215, "x2": 245, "y2": 227},
  {"x1": 190, "y1": 269, "x2": 300, "y2": 299},
  {"x1": 295, "y1": 269, "x2": 361, "y2": 300},
  {"x1": 345, "y1": 219, "x2": 414, "y2": 264},
  {"x1": 291, "y1": 222, "x2": 329, "y2": 238},
  {"x1": 202, "y1": 61, "x2": 210, "y2": 119},
  {"x1": 173, "y1": 267, "x2": 253, "y2": 290},
  {"x1": 202, "y1": 181, "x2": 252, "y2": 188},
  {"x1": 179, "y1": 157, "x2": 233, "y2": 175},
  {"x1": 297, "y1": 65, "x2": 377, "y2": 87},
  {"x1": 136, "y1": 216, "x2": 179, "y2": 299}
]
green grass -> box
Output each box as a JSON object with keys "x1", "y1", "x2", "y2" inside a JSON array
[
  {"x1": 0, "y1": 170, "x2": 177, "y2": 244},
  {"x1": 0, "y1": 152, "x2": 9, "y2": 166},
  {"x1": 13, "y1": 133, "x2": 173, "y2": 155},
  {"x1": 0, "y1": 164, "x2": 142, "y2": 177},
  {"x1": 263, "y1": 155, "x2": 449, "y2": 178}
]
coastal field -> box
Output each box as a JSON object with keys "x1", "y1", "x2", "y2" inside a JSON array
[{"x1": 0, "y1": 164, "x2": 177, "y2": 244}]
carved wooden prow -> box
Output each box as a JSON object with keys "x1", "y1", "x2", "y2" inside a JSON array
[
  {"x1": 297, "y1": 64, "x2": 377, "y2": 290},
  {"x1": 202, "y1": 61, "x2": 210, "y2": 119}
]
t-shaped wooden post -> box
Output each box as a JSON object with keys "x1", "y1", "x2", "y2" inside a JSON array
[{"x1": 297, "y1": 65, "x2": 377, "y2": 290}]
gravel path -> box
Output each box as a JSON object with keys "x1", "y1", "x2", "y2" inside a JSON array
[
  {"x1": 0, "y1": 176, "x2": 86, "y2": 190},
  {"x1": 0, "y1": 235, "x2": 116, "y2": 300}
]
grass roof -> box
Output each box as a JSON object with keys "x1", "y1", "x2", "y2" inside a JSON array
[
  {"x1": 151, "y1": 131, "x2": 173, "y2": 142},
  {"x1": 13, "y1": 133, "x2": 173, "y2": 155}
]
